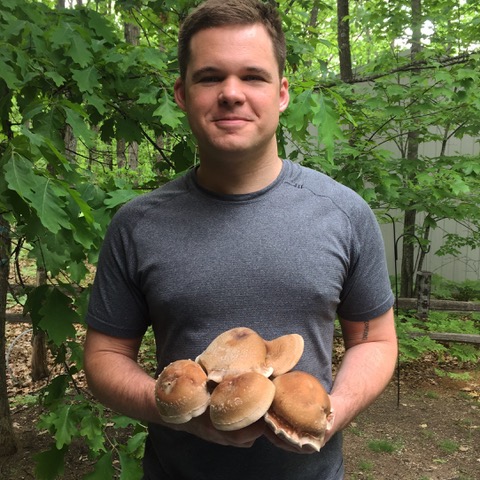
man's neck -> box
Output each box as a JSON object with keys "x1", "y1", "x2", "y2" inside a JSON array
[{"x1": 195, "y1": 154, "x2": 283, "y2": 195}]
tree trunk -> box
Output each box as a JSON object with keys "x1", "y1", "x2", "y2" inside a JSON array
[
  {"x1": 400, "y1": 209, "x2": 417, "y2": 297},
  {"x1": 400, "y1": 0, "x2": 422, "y2": 297},
  {"x1": 64, "y1": 124, "x2": 77, "y2": 163},
  {"x1": 124, "y1": 22, "x2": 140, "y2": 172},
  {"x1": 116, "y1": 138, "x2": 127, "y2": 169},
  {"x1": 337, "y1": 0, "x2": 353, "y2": 82},
  {"x1": 31, "y1": 268, "x2": 49, "y2": 381},
  {"x1": 0, "y1": 216, "x2": 18, "y2": 456}
]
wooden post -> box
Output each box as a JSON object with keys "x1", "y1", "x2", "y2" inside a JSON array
[{"x1": 416, "y1": 271, "x2": 432, "y2": 320}]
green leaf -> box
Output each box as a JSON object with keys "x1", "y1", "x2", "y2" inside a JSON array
[
  {"x1": 68, "y1": 33, "x2": 93, "y2": 67},
  {"x1": 86, "y1": 10, "x2": 117, "y2": 43},
  {"x1": 65, "y1": 106, "x2": 96, "y2": 147},
  {"x1": 23, "y1": 285, "x2": 50, "y2": 331},
  {"x1": 116, "y1": 117, "x2": 143, "y2": 143},
  {"x1": 31, "y1": 179, "x2": 71, "y2": 234},
  {"x1": 4, "y1": 153, "x2": 40, "y2": 198},
  {"x1": 38, "y1": 288, "x2": 79, "y2": 345},
  {"x1": 119, "y1": 450, "x2": 143, "y2": 480},
  {"x1": 112, "y1": 415, "x2": 142, "y2": 428},
  {"x1": 84, "y1": 452, "x2": 115, "y2": 480},
  {"x1": 0, "y1": 59, "x2": 20, "y2": 89},
  {"x1": 284, "y1": 90, "x2": 311, "y2": 131},
  {"x1": 41, "y1": 375, "x2": 70, "y2": 407},
  {"x1": 84, "y1": 93, "x2": 107, "y2": 115},
  {"x1": 104, "y1": 189, "x2": 139, "y2": 209},
  {"x1": 34, "y1": 445, "x2": 67, "y2": 480},
  {"x1": 72, "y1": 66, "x2": 100, "y2": 94},
  {"x1": 44, "y1": 71, "x2": 66, "y2": 87},
  {"x1": 49, "y1": 404, "x2": 79, "y2": 449},
  {"x1": 311, "y1": 92, "x2": 343, "y2": 164},
  {"x1": 152, "y1": 92, "x2": 183, "y2": 129},
  {"x1": 3, "y1": 153, "x2": 71, "y2": 233},
  {"x1": 126, "y1": 431, "x2": 148, "y2": 455},
  {"x1": 80, "y1": 415, "x2": 106, "y2": 452}
]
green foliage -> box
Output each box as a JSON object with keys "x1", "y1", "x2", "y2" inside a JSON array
[
  {"x1": 1, "y1": 0, "x2": 480, "y2": 477},
  {"x1": 396, "y1": 315, "x2": 447, "y2": 362},
  {"x1": 396, "y1": 311, "x2": 480, "y2": 364},
  {"x1": 431, "y1": 275, "x2": 480, "y2": 302},
  {"x1": 34, "y1": 379, "x2": 146, "y2": 480},
  {"x1": 1, "y1": 0, "x2": 177, "y2": 476}
]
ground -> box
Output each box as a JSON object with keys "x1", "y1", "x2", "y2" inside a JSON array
[{"x1": 1, "y1": 322, "x2": 479, "y2": 480}]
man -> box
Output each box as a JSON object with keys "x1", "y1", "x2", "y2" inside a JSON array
[{"x1": 84, "y1": 0, "x2": 397, "y2": 478}]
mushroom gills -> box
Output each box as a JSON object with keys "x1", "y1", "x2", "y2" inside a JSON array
[{"x1": 264, "y1": 371, "x2": 334, "y2": 452}]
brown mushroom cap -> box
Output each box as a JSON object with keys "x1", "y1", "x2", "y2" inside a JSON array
[
  {"x1": 264, "y1": 371, "x2": 334, "y2": 452},
  {"x1": 210, "y1": 372, "x2": 276, "y2": 431},
  {"x1": 196, "y1": 327, "x2": 273, "y2": 383},
  {"x1": 264, "y1": 333, "x2": 304, "y2": 377},
  {"x1": 155, "y1": 359, "x2": 210, "y2": 424}
]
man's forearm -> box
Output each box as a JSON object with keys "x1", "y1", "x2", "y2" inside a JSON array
[
  {"x1": 329, "y1": 338, "x2": 397, "y2": 433},
  {"x1": 85, "y1": 349, "x2": 163, "y2": 424},
  {"x1": 326, "y1": 310, "x2": 398, "y2": 441}
]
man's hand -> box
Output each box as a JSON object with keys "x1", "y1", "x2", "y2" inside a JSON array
[{"x1": 174, "y1": 412, "x2": 266, "y2": 448}]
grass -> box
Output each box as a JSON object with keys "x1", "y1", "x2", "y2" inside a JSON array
[
  {"x1": 358, "y1": 459, "x2": 374, "y2": 472},
  {"x1": 438, "y1": 439, "x2": 459, "y2": 454},
  {"x1": 367, "y1": 439, "x2": 400, "y2": 454}
]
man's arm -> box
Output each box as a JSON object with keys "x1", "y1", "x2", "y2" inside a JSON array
[
  {"x1": 83, "y1": 326, "x2": 264, "y2": 447},
  {"x1": 325, "y1": 308, "x2": 397, "y2": 443}
]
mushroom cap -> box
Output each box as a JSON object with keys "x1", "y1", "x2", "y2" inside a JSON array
[
  {"x1": 155, "y1": 359, "x2": 210, "y2": 424},
  {"x1": 210, "y1": 372, "x2": 276, "y2": 431},
  {"x1": 264, "y1": 333, "x2": 304, "y2": 377},
  {"x1": 264, "y1": 371, "x2": 334, "y2": 452},
  {"x1": 196, "y1": 327, "x2": 273, "y2": 383}
]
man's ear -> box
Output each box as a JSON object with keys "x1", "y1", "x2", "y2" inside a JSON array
[
  {"x1": 279, "y1": 77, "x2": 290, "y2": 113},
  {"x1": 174, "y1": 77, "x2": 187, "y2": 111}
]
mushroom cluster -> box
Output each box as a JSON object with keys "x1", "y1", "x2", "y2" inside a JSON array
[{"x1": 154, "y1": 327, "x2": 335, "y2": 451}]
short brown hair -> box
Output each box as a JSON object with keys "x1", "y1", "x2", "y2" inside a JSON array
[{"x1": 178, "y1": 0, "x2": 286, "y2": 79}]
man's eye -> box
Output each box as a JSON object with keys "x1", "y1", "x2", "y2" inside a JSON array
[
  {"x1": 199, "y1": 76, "x2": 221, "y2": 83},
  {"x1": 244, "y1": 75, "x2": 265, "y2": 82}
]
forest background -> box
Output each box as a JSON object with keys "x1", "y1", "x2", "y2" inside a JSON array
[{"x1": 0, "y1": 0, "x2": 479, "y2": 478}]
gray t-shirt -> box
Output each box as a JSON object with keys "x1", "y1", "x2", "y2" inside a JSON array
[{"x1": 86, "y1": 159, "x2": 394, "y2": 480}]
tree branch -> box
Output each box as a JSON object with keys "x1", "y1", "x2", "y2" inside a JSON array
[{"x1": 316, "y1": 50, "x2": 479, "y2": 89}]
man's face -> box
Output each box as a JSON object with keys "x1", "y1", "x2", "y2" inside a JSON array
[{"x1": 174, "y1": 24, "x2": 289, "y2": 160}]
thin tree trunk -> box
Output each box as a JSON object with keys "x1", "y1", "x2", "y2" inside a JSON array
[
  {"x1": 124, "y1": 22, "x2": 140, "y2": 172},
  {"x1": 400, "y1": 209, "x2": 417, "y2": 297},
  {"x1": 0, "y1": 216, "x2": 18, "y2": 456},
  {"x1": 337, "y1": 0, "x2": 353, "y2": 82},
  {"x1": 400, "y1": 0, "x2": 422, "y2": 297},
  {"x1": 31, "y1": 268, "x2": 49, "y2": 381},
  {"x1": 117, "y1": 138, "x2": 127, "y2": 169}
]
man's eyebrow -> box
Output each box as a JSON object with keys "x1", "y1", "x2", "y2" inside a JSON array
[
  {"x1": 191, "y1": 67, "x2": 220, "y2": 82},
  {"x1": 244, "y1": 66, "x2": 273, "y2": 80}
]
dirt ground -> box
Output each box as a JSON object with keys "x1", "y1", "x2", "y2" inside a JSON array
[{"x1": 2, "y1": 322, "x2": 479, "y2": 480}]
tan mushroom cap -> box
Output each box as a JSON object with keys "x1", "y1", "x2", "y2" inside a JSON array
[
  {"x1": 264, "y1": 333, "x2": 304, "y2": 377},
  {"x1": 155, "y1": 359, "x2": 210, "y2": 424},
  {"x1": 210, "y1": 372, "x2": 276, "y2": 431},
  {"x1": 196, "y1": 327, "x2": 273, "y2": 383},
  {"x1": 264, "y1": 371, "x2": 334, "y2": 452}
]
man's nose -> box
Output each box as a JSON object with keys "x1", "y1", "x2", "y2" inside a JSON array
[{"x1": 218, "y1": 77, "x2": 246, "y2": 105}]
